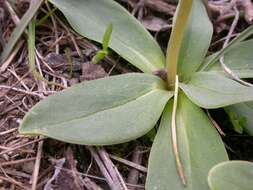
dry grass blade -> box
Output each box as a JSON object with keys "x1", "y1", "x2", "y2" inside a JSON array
[
  {"x1": 0, "y1": 0, "x2": 44, "y2": 64},
  {"x1": 171, "y1": 75, "x2": 186, "y2": 186}
]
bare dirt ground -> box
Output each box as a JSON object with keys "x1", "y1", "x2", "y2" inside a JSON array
[{"x1": 0, "y1": 0, "x2": 253, "y2": 189}]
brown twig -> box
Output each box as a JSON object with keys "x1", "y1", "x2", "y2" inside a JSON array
[
  {"x1": 0, "y1": 137, "x2": 46, "y2": 156},
  {"x1": 31, "y1": 138, "x2": 44, "y2": 190},
  {"x1": 87, "y1": 146, "x2": 116, "y2": 190},
  {"x1": 127, "y1": 147, "x2": 142, "y2": 190},
  {"x1": 219, "y1": 4, "x2": 253, "y2": 87},
  {"x1": 98, "y1": 148, "x2": 128, "y2": 190},
  {"x1": 109, "y1": 154, "x2": 147, "y2": 173}
]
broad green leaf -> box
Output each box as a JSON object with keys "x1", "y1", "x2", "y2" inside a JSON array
[
  {"x1": 0, "y1": 0, "x2": 44, "y2": 63},
  {"x1": 167, "y1": 0, "x2": 213, "y2": 83},
  {"x1": 200, "y1": 24, "x2": 253, "y2": 71},
  {"x1": 225, "y1": 102, "x2": 253, "y2": 135},
  {"x1": 49, "y1": 0, "x2": 165, "y2": 73},
  {"x1": 208, "y1": 161, "x2": 253, "y2": 190},
  {"x1": 19, "y1": 73, "x2": 173, "y2": 145},
  {"x1": 205, "y1": 40, "x2": 253, "y2": 78},
  {"x1": 180, "y1": 72, "x2": 253, "y2": 109},
  {"x1": 146, "y1": 93, "x2": 228, "y2": 190}
]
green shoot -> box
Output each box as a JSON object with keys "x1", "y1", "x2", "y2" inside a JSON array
[
  {"x1": 166, "y1": 0, "x2": 192, "y2": 89},
  {"x1": 28, "y1": 18, "x2": 64, "y2": 88},
  {"x1": 36, "y1": 7, "x2": 57, "y2": 27},
  {"x1": 92, "y1": 23, "x2": 113, "y2": 64}
]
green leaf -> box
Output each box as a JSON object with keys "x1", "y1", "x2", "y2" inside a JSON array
[
  {"x1": 146, "y1": 93, "x2": 228, "y2": 190},
  {"x1": 205, "y1": 40, "x2": 253, "y2": 78},
  {"x1": 19, "y1": 73, "x2": 173, "y2": 145},
  {"x1": 49, "y1": 0, "x2": 165, "y2": 73},
  {"x1": 0, "y1": 0, "x2": 44, "y2": 63},
  {"x1": 224, "y1": 108, "x2": 245, "y2": 134},
  {"x1": 225, "y1": 102, "x2": 253, "y2": 135},
  {"x1": 166, "y1": 0, "x2": 193, "y2": 87},
  {"x1": 180, "y1": 72, "x2": 253, "y2": 109},
  {"x1": 166, "y1": 0, "x2": 213, "y2": 83},
  {"x1": 91, "y1": 50, "x2": 107, "y2": 64},
  {"x1": 200, "y1": 24, "x2": 253, "y2": 71},
  {"x1": 208, "y1": 161, "x2": 253, "y2": 190},
  {"x1": 102, "y1": 23, "x2": 113, "y2": 51}
]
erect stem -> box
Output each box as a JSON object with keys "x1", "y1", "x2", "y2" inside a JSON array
[
  {"x1": 171, "y1": 75, "x2": 187, "y2": 186},
  {"x1": 166, "y1": 0, "x2": 192, "y2": 89}
]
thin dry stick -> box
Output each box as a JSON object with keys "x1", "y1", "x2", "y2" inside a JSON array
[
  {"x1": 0, "y1": 137, "x2": 45, "y2": 156},
  {"x1": 87, "y1": 146, "x2": 116, "y2": 190},
  {"x1": 0, "y1": 40, "x2": 24, "y2": 72},
  {"x1": 4, "y1": 0, "x2": 19, "y2": 23},
  {"x1": 127, "y1": 147, "x2": 142, "y2": 190},
  {"x1": 98, "y1": 148, "x2": 128, "y2": 190},
  {"x1": 0, "y1": 175, "x2": 28, "y2": 189},
  {"x1": 109, "y1": 154, "x2": 147, "y2": 173},
  {"x1": 54, "y1": 167, "x2": 145, "y2": 189},
  {"x1": 0, "y1": 70, "x2": 32, "y2": 98},
  {"x1": 7, "y1": 68, "x2": 30, "y2": 91},
  {"x1": 220, "y1": 5, "x2": 253, "y2": 87},
  {"x1": 0, "y1": 157, "x2": 36, "y2": 166},
  {"x1": 206, "y1": 110, "x2": 226, "y2": 136},
  {"x1": 171, "y1": 75, "x2": 186, "y2": 186},
  {"x1": 0, "y1": 128, "x2": 17, "y2": 136},
  {"x1": 0, "y1": 85, "x2": 44, "y2": 98},
  {"x1": 45, "y1": 1, "x2": 59, "y2": 54},
  {"x1": 31, "y1": 138, "x2": 44, "y2": 190}
]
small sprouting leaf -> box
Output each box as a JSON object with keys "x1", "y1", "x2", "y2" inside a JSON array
[
  {"x1": 166, "y1": 0, "x2": 213, "y2": 84},
  {"x1": 0, "y1": 0, "x2": 44, "y2": 63},
  {"x1": 180, "y1": 72, "x2": 253, "y2": 109},
  {"x1": 225, "y1": 102, "x2": 253, "y2": 135},
  {"x1": 19, "y1": 73, "x2": 173, "y2": 145},
  {"x1": 204, "y1": 40, "x2": 253, "y2": 78},
  {"x1": 102, "y1": 23, "x2": 113, "y2": 51},
  {"x1": 208, "y1": 161, "x2": 253, "y2": 190},
  {"x1": 92, "y1": 23, "x2": 112, "y2": 64},
  {"x1": 146, "y1": 94, "x2": 228, "y2": 190},
  {"x1": 91, "y1": 50, "x2": 107, "y2": 64},
  {"x1": 49, "y1": 0, "x2": 165, "y2": 73}
]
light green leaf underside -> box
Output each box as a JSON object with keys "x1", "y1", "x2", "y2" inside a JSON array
[
  {"x1": 208, "y1": 161, "x2": 253, "y2": 190},
  {"x1": 177, "y1": 0, "x2": 213, "y2": 81},
  {"x1": 0, "y1": 0, "x2": 43, "y2": 63},
  {"x1": 49, "y1": 0, "x2": 165, "y2": 73},
  {"x1": 146, "y1": 93, "x2": 228, "y2": 190},
  {"x1": 205, "y1": 40, "x2": 253, "y2": 78},
  {"x1": 225, "y1": 102, "x2": 253, "y2": 135},
  {"x1": 180, "y1": 72, "x2": 253, "y2": 109},
  {"x1": 19, "y1": 73, "x2": 173, "y2": 145}
]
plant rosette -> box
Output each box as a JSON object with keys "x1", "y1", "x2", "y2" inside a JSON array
[{"x1": 17, "y1": 0, "x2": 253, "y2": 189}]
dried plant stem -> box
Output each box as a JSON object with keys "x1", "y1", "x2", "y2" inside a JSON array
[
  {"x1": 206, "y1": 110, "x2": 226, "y2": 136},
  {"x1": 171, "y1": 75, "x2": 186, "y2": 186},
  {"x1": 220, "y1": 5, "x2": 253, "y2": 87},
  {"x1": 31, "y1": 138, "x2": 44, "y2": 190},
  {"x1": 87, "y1": 146, "x2": 116, "y2": 190},
  {"x1": 98, "y1": 148, "x2": 128, "y2": 190}
]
